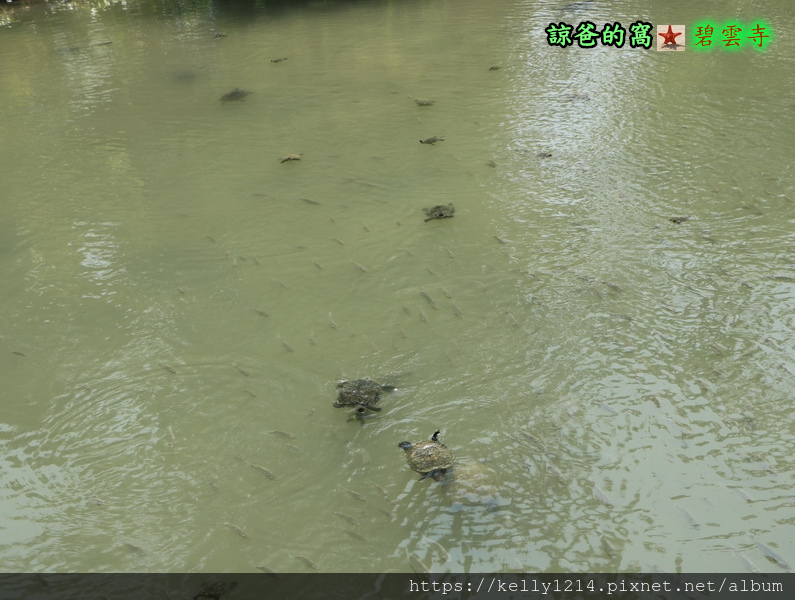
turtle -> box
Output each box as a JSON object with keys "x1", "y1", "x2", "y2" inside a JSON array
[
  {"x1": 280, "y1": 154, "x2": 302, "y2": 163},
  {"x1": 420, "y1": 136, "x2": 444, "y2": 145},
  {"x1": 334, "y1": 377, "x2": 395, "y2": 415},
  {"x1": 415, "y1": 99, "x2": 435, "y2": 107},
  {"x1": 423, "y1": 203, "x2": 455, "y2": 222},
  {"x1": 220, "y1": 88, "x2": 250, "y2": 102},
  {"x1": 398, "y1": 430, "x2": 454, "y2": 481},
  {"x1": 193, "y1": 580, "x2": 238, "y2": 600},
  {"x1": 669, "y1": 216, "x2": 690, "y2": 224}
]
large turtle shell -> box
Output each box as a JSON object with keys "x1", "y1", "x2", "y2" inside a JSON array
[
  {"x1": 403, "y1": 440, "x2": 453, "y2": 473},
  {"x1": 334, "y1": 378, "x2": 383, "y2": 408}
]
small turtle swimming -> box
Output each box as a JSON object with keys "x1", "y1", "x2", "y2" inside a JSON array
[
  {"x1": 669, "y1": 216, "x2": 690, "y2": 224},
  {"x1": 398, "y1": 430, "x2": 454, "y2": 481},
  {"x1": 333, "y1": 377, "x2": 395, "y2": 417},
  {"x1": 420, "y1": 136, "x2": 444, "y2": 144},
  {"x1": 423, "y1": 203, "x2": 455, "y2": 222},
  {"x1": 220, "y1": 88, "x2": 250, "y2": 102},
  {"x1": 280, "y1": 154, "x2": 302, "y2": 163}
]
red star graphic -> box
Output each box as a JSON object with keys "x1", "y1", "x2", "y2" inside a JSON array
[{"x1": 658, "y1": 25, "x2": 682, "y2": 45}]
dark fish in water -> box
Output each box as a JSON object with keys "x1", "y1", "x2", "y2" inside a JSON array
[
  {"x1": 601, "y1": 536, "x2": 617, "y2": 558},
  {"x1": 271, "y1": 57, "x2": 288, "y2": 63},
  {"x1": 332, "y1": 511, "x2": 357, "y2": 526},
  {"x1": 419, "y1": 136, "x2": 444, "y2": 144},
  {"x1": 255, "y1": 565, "x2": 279, "y2": 577},
  {"x1": 494, "y1": 235, "x2": 508, "y2": 244},
  {"x1": 752, "y1": 539, "x2": 792, "y2": 571},
  {"x1": 95, "y1": 41, "x2": 113, "y2": 46},
  {"x1": 328, "y1": 313, "x2": 338, "y2": 329},
  {"x1": 439, "y1": 286, "x2": 453, "y2": 299},
  {"x1": 590, "y1": 480, "x2": 613, "y2": 506},
  {"x1": 12, "y1": 351, "x2": 26, "y2": 357},
  {"x1": 343, "y1": 488, "x2": 366, "y2": 502},
  {"x1": 300, "y1": 197, "x2": 321, "y2": 205},
  {"x1": 729, "y1": 487, "x2": 753, "y2": 502},
  {"x1": 159, "y1": 363, "x2": 177, "y2": 374},
  {"x1": 488, "y1": 65, "x2": 500, "y2": 71},
  {"x1": 420, "y1": 290, "x2": 438, "y2": 309},
  {"x1": 506, "y1": 312, "x2": 518, "y2": 327},
  {"x1": 427, "y1": 539, "x2": 449, "y2": 561},
  {"x1": 243, "y1": 390, "x2": 257, "y2": 398},
  {"x1": 294, "y1": 555, "x2": 320, "y2": 570},
  {"x1": 419, "y1": 305, "x2": 428, "y2": 322},
  {"x1": 330, "y1": 238, "x2": 345, "y2": 245},
  {"x1": 269, "y1": 430, "x2": 296, "y2": 440},
  {"x1": 344, "y1": 530, "x2": 368, "y2": 542},
  {"x1": 220, "y1": 88, "x2": 251, "y2": 102},
  {"x1": 121, "y1": 542, "x2": 145, "y2": 555},
  {"x1": 206, "y1": 236, "x2": 216, "y2": 243},
  {"x1": 734, "y1": 550, "x2": 761, "y2": 573},
  {"x1": 312, "y1": 261, "x2": 324, "y2": 270},
  {"x1": 678, "y1": 505, "x2": 700, "y2": 530},
  {"x1": 601, "y1": 280, "x2": 623, "y2": 293},
  {"x1": 251, "y1": 464, "x2": 278, "y2": 480},
  {"x1": 377, "y1": 508, "x2": 395, "y2": 519},
  {"x1": 225, "y1": 523, "x2": 248, "y2": 538},
  {"x1": 233, "y1": 364, "x2": 249, "y2": 377},
  {"x1": 252, "y1": 309, "x2": 269, "y2": 317},
  {"x1": 408, "y1": 552, "x2": 430, "y2": 574},
  {"x1": 351, "y1": 260, "x2": 369, "y2": 272},
  {"x1": 279, "y1": 336, "x2": 294, "y2": 352}
]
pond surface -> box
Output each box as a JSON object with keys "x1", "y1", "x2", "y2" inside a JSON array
[{"x1": 1, "y1": 0, "x2": 794, "y2": 574}]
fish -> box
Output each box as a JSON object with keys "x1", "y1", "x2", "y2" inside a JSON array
[
  {"x1": 294, "y1": 555, "x2": 320, "y2": 570},
  {"x1": 445, "y1": 248, "x2": 455, "y2": 258},
  {"x1": 269, "y1": 430, "x2": 296, "y2": 440},
  {"x1": 344, "y1": 530, "x2": 368, "y2": 542},
  {"x1": 419, "y1": 305, "x2": 427, "y2": 322},
  {"x1": 439, "y1": 286, "x2": 453, "y2": 299},
  {"x1": 420, "y1": 290, "x2": 438, "y2": 309},
  {"x1": 677, "y1": 505, "x2": 700, "y2": 529},
  {"x1": 242, "y1": 390, "x2": 257, "y2": 398},
  {"x1": 371, "y1": 483, "x2": 388, "y2": 497},
  {"x1": 363, "y1": 224, "x2": 370, "y2": 232},
  {"x1": 402, "y1": 303, "x2": 411, "y2": 316},
  {"x1": 328, "y1": 313, "x2": 338, "y2": 329},
  {"x1": 734, "y1": 550, "x2": 761, "y2": 573},
  {"x1": 608, "y1": 311, "x2": 633, "y2": 321},
  {"x1": 494, "y1": 235, "x2": 508, "y2": 245},
  {"x1": 278, "y1": 336, "x2": 294, "y2": 352},
  {"x1": 729, "y1": 487, "x2": 753, "y2": 502},
  {"x1": 250, "y1": 464, "x2": 278, "y2": 480},
  {"x1": 427, "y1": 540, "x2": 449, "y2": 561},
  {"x1": 452, "y1": 304, "x2": 464, "y2": 319},
  {"x1": 252, "y1": 309, "x2": 269, "y2": 317},
  {"x1": 601, "y1": 280, "x2": 623, "y2": 293},
  {"x1": 600, "y1": 536, "x2": 617, "y2": 558},
  {"x1": 121, "y1": 542, "x2": 146, "y2": 555},
  {"x1": 254, "y1": 565, "x2": 279, "y2": 577},
  {"x1": 475, "y1": 281, "x2": 487, "y2": 292},
  {"x1": 330, "y1": 238, "x2": 345, "y2": 245},
  {"x1": 271, "y1": 57, "x2": 288, "y2": 63},
  {"x1": 506, "y1": 313, "x2": 518, "y2": 327},
  {"x1": 597, "y1": 401, "x2": 619, "y2": 415},
  {"x1": 233, "y1": 364, "x2": 249, "y2": 377},
  {"x1": 398, "y1": 325, "x2": 407, "y2": 339},
  {"x1": 309, "y1": 331, "x2": 316, "y2": 345},
  {"x1": 225, "y1": 523, "x2": 248, "y2": 538},
  {"x1": 351, "y1": 260, "x2": 369, "y2": 272},
  {"x1": 709, "y1": 342, "x2": 724, "y2": 356},
  {"x1": 312, "y1": 261, "x2": 324, "y2": 270},
  {"x1": 300, "y1": 197, "x2": 321, "y2": 205},
  {"x1": 252, "y1": 256, "x2": 261, "y2": 266},
  {"x1": 408, "y1": 552, "x2": 431, "y2": 574},
  {"x1": 12, "y1": 351, "x2": 26, "y2": 357},
  {"x1": 205, "y1": 236, "x2": 216, "y2": 243},
  {"x1": 590, "y1": 480, "x2": 614, "y2": 506},
  {"x1": 752, "y1": 539, "x2": 792, "y2": 571},
  {"x1": 159, "y1": 363, "x2": 177, "y2": 374},
  {"x1": 332, "y1": 512, "x2": 358, "y2": 526},
  {"x1": 343, "y1": 488, "x2": 367, "y2": 502}
]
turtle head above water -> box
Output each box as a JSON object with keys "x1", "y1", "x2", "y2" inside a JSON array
[
  {"x1": 398, "y1": 441, "x2": 413, "y2": 451},
  {"x1": 431, "y1": 430, "x2": 441, "y2": 442}
]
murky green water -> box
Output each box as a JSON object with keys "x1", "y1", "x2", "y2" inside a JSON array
[{"x1": 1, "y1": 0, "x2": 794, "y2": 574}]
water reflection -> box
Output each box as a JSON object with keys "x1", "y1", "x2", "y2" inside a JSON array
[{"x1": 0, "y1": 0, "x2": 794, "y2": 574}]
